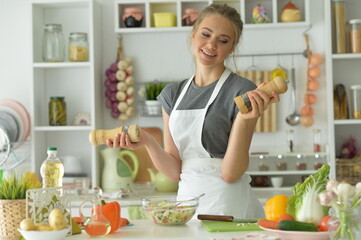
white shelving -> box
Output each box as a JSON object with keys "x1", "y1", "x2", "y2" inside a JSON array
[
  {"x1": 325, "y1": 0, "x2": 361, "y2": 181},
  {"x1": 30, "y1": 0, "x2": 103, "y2": 186},
  {"x1": 324, "y1": 0, "x2": 361, "y2": 181},
  {"x1": 114, "y1": 0, "x2": 310, "y2": 33}
]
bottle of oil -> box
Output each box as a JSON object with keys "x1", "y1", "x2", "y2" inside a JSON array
[{"x1": 40, "y1": 147, "x2": 64, "y2": 188}]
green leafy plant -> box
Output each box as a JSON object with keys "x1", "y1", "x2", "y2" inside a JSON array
[
  {"x1": 0, "y1": 172, "x2": 42, "y2": 200},
  {"x1": 144, "y1": 80, "x2": 168, "y2": 100}
]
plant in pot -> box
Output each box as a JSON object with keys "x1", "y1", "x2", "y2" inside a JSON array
[
  {"x1": 143, "y1": 80, "x2": 168, "y2": 115},
  {"x1": 0, "y1": 171, "x2": 41, "y2": 240}
]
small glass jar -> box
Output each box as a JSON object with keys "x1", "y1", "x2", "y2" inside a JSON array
[
  {"x1": 258, "y1": 155, "x2": 269, "y2": 171},
  {"x1": 68, "y1": 33, "x2": 89, "y2": 62},
  {"x1": 350, "y1": 85, "x2": 361, "y2": 119},
  {"x1": 313, "y1": 153, "x2": 325, "y2": 170},
  {"x1": 286, "y1": 129, "x2": 294, "y2": 153},
  {"x1": 313, "y1": 129, "x2": 321, "y2": 152},
  {"x1": 349, "y1": 19, "x2": 361, "y2": 53},
  {"x1": 275, "y1": 154, "x2": 287, "y2": 171},
  {"x1": 42, "y1": 24, "x2": 65, "y2": 62},
  {"x1": 49, "y1": 97, "x2": 67, "y2": 126},
  {"x1": 296, "y1": 154, "x2": 307, "y2": 170}
]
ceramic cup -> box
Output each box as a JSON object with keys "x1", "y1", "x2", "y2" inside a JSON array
[{"x1": 270, "y1": 176, "x2": 283, "y2": 188}]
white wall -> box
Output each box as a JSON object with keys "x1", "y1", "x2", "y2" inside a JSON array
[{"x1": 0, "y1": 0, "x2": 327, "y2": 152}]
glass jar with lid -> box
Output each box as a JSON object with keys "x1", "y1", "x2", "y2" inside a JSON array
[
  {"x1": 350, "y1": 85, "x2": 361, "y2": 119},
  {"x1": 49, "y1": 97, "x2": 67, "y2": 126},
  {"x1": 42, "y1": 24, "x2": 65, "y2": 62},
  {"x1": 68, "y1": 32, "x2": 89, "y2": 62},
  {"x1": 349, "y1": 19, "x2": 361, "y2": 53},
  {"x1": 313, "y1": 129, "x2": 321, "y2": 152}
]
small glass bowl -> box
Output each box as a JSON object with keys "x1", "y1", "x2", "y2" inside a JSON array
[{"x1": 141, "y1": 195, "x2": 199, "y2": 225}]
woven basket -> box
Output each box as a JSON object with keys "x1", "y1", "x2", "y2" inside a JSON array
[
  {"x1": 336, "y1": 157, "x2": 361, "y2": 185},
  {"x1": 0, "y1": 199, "x2": 26, "y2": 240}
]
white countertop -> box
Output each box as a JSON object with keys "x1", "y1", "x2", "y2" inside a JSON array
[{"x1": 67, "y1": 220, "x2": 276, "y2": 240}]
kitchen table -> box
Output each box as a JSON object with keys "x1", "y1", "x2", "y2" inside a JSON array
[{"x1": 67, "y1": 220, "x2": 277, "y2": 240}]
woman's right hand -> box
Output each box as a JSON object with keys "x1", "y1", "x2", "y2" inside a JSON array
[{"x1": 106, "y1": 129, "x2": 151, "y2": 150}]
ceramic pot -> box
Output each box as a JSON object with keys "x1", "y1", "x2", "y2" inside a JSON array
[
  {"x1": 123, "y1": 8, "x2": 143, "y2": 27},
  {"x1": 182, "y1": 8, "x2": 198, "y2": 26},
  {"x1": 145, "y1": 100, "x2": 161, "y2": 115}
]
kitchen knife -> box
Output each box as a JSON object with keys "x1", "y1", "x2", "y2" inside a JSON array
[{"x1": 197, "y1": 214, "x2": 258, "y2": 223}]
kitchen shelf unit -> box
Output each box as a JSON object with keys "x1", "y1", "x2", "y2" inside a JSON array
[
  {"x1": 30, "y1": 0, "x2": 103, "y2": 186},
  {"x1": 247, "y1": 150, "x2": 328, "y2": 192},
  {"x1": 325, "y1": 0, "x2": 361, "y2": 180},
  {"x1": 114, "y1": 0, "x2": 310, "y2": 33}
]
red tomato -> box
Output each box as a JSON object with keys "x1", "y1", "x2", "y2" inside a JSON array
[
  {"x1": 319, "y1": 215, "x2": 331, "y2": 231},
  {"x1": 277, "y1": 214, "x2": 294, "y2": 222}
]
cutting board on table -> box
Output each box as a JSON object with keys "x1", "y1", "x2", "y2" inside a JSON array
[
  {"x1": 132, "y1": 127, "x2": 162, "y2": 183},
  {"x1": 201, "y1": 221, "x2": 262, "y2": 232}
]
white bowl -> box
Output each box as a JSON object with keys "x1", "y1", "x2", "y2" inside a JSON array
[{"x1": 18, "y1": 228, "x2": 68, "y2": 240}]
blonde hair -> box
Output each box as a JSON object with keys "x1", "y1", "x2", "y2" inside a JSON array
[{"x1": 192, "y1": 4, "x2": 244, "y2": 49}]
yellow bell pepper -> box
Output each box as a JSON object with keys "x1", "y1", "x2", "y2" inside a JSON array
[{"x1": 265, "y1": 195, "x2": 289, "y2": 221}]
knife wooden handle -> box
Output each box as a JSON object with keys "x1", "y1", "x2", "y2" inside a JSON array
[{"x1": 197, "y1": 214, "x2": 233, "y2": 222}]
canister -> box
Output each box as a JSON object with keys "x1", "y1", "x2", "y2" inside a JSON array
[
  {"x1": 42, "y1": 24, "x2": 65, "y2": 62},
  {"x1": 332, "y1": 0, "x2": 347, "y2": 53},
  {"x1": 68, "y1": 32, "x2": 89, "y2": 62},
  {"x1": 350, "y1": 85, "x2": 361, "y2": 119},
  {"x1": 349, "y1": 19, "x2": 361, "y2": 53},
  {"x1": 49, "y1": 97, "x2": 67, "y2": 126}
]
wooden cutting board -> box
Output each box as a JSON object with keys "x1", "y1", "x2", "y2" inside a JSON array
[
  {"x1": 129, "y1": 127, "x2": 162, "y2": 183},
  {"x1": 201, "y1": 221, "x2": 262, "y2": 232}
]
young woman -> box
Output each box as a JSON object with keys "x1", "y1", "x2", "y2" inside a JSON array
[{"x1": 107, "y1": 4, "x2": 279, "y2": 218}]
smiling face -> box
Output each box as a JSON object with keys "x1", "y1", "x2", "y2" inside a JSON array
[{"x1": 191, "y1": 15, "x2": 236, "y2": 68}]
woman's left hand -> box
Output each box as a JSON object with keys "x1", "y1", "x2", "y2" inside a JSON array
[{"x1": 241, "y1": 82, "x2": 280, "y2": 119}]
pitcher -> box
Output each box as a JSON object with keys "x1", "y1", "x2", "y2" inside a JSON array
[{"x1": 100, "y1": 148, "x2": 139, "y2": 192}]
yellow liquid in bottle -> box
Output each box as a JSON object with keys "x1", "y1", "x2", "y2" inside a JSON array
[{"x1": 40, "y1": 162, "x2": 64, "y2": 188}]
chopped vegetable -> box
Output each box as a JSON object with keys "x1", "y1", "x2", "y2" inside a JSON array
[{"x1": 286, "y1": 164, "x2": 330, "y2": 225}]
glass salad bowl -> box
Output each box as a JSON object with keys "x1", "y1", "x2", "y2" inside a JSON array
[{"x1": 141, "y1": 195, "x2": 199, "y2": 225}]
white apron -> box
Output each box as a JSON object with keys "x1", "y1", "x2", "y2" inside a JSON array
[{"x1": 169, "y1": 68, "x2": 264, "y2": 218}]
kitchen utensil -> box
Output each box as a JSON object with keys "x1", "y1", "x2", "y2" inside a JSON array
[
  {"x1": 141, "y1": 195, "x2": 199, "y2": 225},
  {"x1": 234, "y1": 76, "x2": 288, "y2": 114},
  {"x1": 89, "y1": 125, "x2": 140, "y2": 146},
  {"x1": 197, "y1": 214, "x2": 258, "y2": 223},
  {"x1": 147, "y1": 168, "x2": 178, "y2": 192},
  {"x1": 286, "y1": 67, "x2": 301, "y2": 126},
  {"x1": 101, "y1": 148, "x2": 139, "y2": 192},
  {"x1": 201, "y1": 221, "x2": 262, "y2": 232}
]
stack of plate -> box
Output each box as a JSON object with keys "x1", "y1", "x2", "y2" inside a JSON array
[{"x1": 0, "y1": 99, "x2": 30, "y2": 142}]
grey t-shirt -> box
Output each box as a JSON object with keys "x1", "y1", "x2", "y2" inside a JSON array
[{"x1": 157, "y1": 72, "x2": 257, "y2": 158}]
